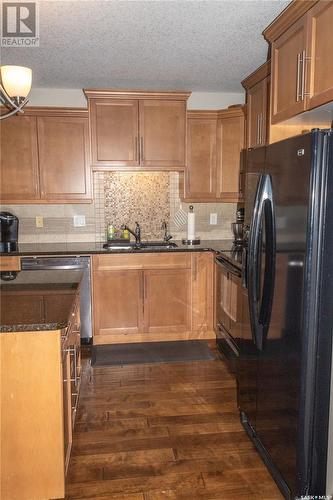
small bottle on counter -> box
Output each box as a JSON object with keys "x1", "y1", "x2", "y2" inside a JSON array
[{"x1": 107, "y1": 223, "x2": 116, "y2": 240}]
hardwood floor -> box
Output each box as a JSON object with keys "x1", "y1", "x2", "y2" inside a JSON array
[{"x1": 66, "y1": 342, "x2": 283, "y2": 499}]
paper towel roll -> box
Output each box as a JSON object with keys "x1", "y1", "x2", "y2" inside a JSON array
[{"x1": 187, "y1": 212, "x2": 196, "y2": 240}]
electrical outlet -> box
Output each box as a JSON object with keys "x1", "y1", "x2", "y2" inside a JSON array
[
  {"x1": 35, "y1": 216, "x2": 44, "y2": 228},
  {"x1": 73, "y1": 215, "x2": 86, "y2": 227},
  {"x1": 210, "y1": 213, "x2": 218, "y2": 225}
]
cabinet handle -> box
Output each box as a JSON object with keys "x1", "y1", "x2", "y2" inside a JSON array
[
  {"x1": 256, "y1": 115, "x2": 260, "y2": 145},
  {"x1": 193, "y1": 256, "x2": 197, "y2": 281},
  {"x1": 259, "y1": 114, "x2": 263, "y2": 145},
  {"x1": 139, "y1": 273, "x2": 143, "y2": 299},
  {"x1": 144, "y1": 275, "x2": 147, "y2": 299},
  {"x1": 296, "y1": 53, "x2": 302, "y2": 102},
  {"x1": 135, "y1": 136, "x2": 138, "y2": 161},
  {"x1": 301, "y1": 49, "x2": 307, "y2": 101},
  {"x1": 140, "y1": 137, "x2": 144, "y2": 161}
]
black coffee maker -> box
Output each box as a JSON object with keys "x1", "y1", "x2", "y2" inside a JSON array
[{"x1": 0, "y1": 212, "x2": 19, "y2": 253}]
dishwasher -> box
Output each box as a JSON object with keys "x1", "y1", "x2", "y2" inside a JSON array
[{"x1": 20, "y1": 256, "x2": 92, "y2": 341}]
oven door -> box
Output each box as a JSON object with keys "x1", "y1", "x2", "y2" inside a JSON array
[{"x1": 216, "y1": 322, "x2": 239, "y2": 375}]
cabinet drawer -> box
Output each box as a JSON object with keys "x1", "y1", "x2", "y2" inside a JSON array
[
  {"x1": 0, "y1": 256, "x2": 21, "y2": 271},
  {"x1": 93, "y1": 252, "x2": 191, "y2": 271}
]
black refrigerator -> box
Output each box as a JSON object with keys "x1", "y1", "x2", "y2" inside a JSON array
[{"x1": 239, "y1": 129, "x2": 333, "y2": 499}]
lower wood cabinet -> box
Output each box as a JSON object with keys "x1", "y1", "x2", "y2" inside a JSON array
[
  {"x1": 93, "y1": 269, "x2": 144, "y2": 337},
  {"x1": 143, "y1": 269, "x2": 191, "y2": 333},
  {"x1": 92, "y1": 252, "x2": 214, "y2": 344},
  {"x1": 0, "y1": 296, "x2": 81, "y2": 500}
]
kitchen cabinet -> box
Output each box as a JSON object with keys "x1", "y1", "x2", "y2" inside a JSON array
[
  {"x1": 306, "y1": 1, "x2": 333, "y2": 109},
  {"x1": 0, "y1": 293, "x2": 81, "y2": 500},
  {"x1": 139, "y1": 99, "x2": 186, "y2": 169},
  {"x1": 242, "y1": 61, "x2": 270, "y2": 148},
  {"x1": 37, "y1": 115, "x2": 91, "y2": 201},
  {"x1": 92, "y1": 269, "x2": 144, "y2": 337},
  {"x1": 84, "y1": 90, "x2": 190, "y2": 170},
  {"x1": 270, "y1": 16, "x2": 308, "y2": 123},
  {"x1": 0, "y1": 115, "x2": 39, "y2": 201},
  {"x1": 191, "y1": 252, "x2": 214, "y2": 333},
  {"x1": 182, "y1": 107, "x2": 244, "y2": 202},
  {"x1": 88, "y1": 99, "x2": 139, "y2": 166},
  {"x1": 216, "y1": 107, "x2": 245, "y2": 201},
  {"x1": 144, "y1": 269, "x2": 191, "y2": 333},
  {"x1": 92, "y1": 252, "x2": 214, "y2": 344},
  {"x1": 183, "y1": 111, "x2": 217, "y2": 200},
  {"x1": 0, "y1": 108, "x2": 91, "y2": 204},
  {"x1": 265, "y1": 0, "x2": 333, "y2": 124},
  {"x1": 0, "y1": 256, "x2": 21, "y2": 271}
]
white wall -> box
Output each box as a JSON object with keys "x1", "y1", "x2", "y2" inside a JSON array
[{"x1": 27, "y1": 88, "x2": 244, "y2": 110}]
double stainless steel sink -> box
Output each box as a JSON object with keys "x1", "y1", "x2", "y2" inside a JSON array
[{"x1": 103, "y1": 241, "x2": 178, "y2": 251}]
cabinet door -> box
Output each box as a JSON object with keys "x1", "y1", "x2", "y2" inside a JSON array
[
  {"x1": 139, "y1": 100, "x2": 186, "y2": 169},
  {"x1": 306, "y1": 1, "x2": 333, "y2": 109},
  {"x1": 37, "y1": 116, "x2": 91, "y2": 202},
  {"x1": 271, "y1": 16, "x2": 307, "y2": 123},
  {"x1": 191, "y1": 252, "x2": 214, "y2": 333},
  {"x1": 90, "y1": 99, "x2": 139, "y2": 167},
  {"x1": 0, "y1": 115, "x2": 39, "y2": 202},
  {"x1": 144, "y1": 269, "x2": 191, "y2": 333},
  {"x1": 247, "y1": 78, "x2": 268, "y2": 148},
  {"x1": 216, "y1": 112, "x2": 244, "y2": 201},
  {"x1": 184, "y1": 117, "x2": 217, "y2": 200},
  {"x1": 93, "y1": 269, "x2": 143, "y2": 342}
]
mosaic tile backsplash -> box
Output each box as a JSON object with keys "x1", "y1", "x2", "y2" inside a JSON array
[
  {"x1": 104, "y1": 172, "x2": 170, "y2": 240},
  {"x1": 1, "y1": 172, "x2": 237, "y2": 244}
]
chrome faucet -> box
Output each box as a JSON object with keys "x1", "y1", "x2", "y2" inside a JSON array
[
  {"x1": 161, "y1": 220, "x2": 172, "y2": 242},
  {"x1": 121, "y1": 222, "x2": 141, "y2": 245}
]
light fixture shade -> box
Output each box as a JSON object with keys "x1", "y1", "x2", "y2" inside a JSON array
[{"x1": 1, "y1": 65, "x2": 32, "y2": 98}]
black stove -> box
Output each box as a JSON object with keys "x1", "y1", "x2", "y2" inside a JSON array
[{"x1": 217, "y1": 244, "x2": 244, "y2": 270}]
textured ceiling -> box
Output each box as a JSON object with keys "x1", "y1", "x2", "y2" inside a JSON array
[{"x1": 1, "y1": 0, "x2": 289, "y2": 92}]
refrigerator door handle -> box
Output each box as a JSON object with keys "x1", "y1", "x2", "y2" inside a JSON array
[
  {"x1": 258, "y1": 175, "x2": 276, "y2": 348},
  {"x1": 247, "y1": 174, "x2": 265, "y2": 350}
]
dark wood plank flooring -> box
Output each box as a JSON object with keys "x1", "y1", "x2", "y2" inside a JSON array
[{"x1": 66, "y1": 342, "x2": 283, "y2": 499}]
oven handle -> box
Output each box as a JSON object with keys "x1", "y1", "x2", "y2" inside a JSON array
[
  {"x1": 215, "y1": 257, "x2": 242, "y2": 278},
  {"x1": 217, "y1": 323, "x2": 239, "y2": 357}
]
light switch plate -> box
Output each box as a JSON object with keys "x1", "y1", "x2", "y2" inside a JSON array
[
  {"x1": 35, "y1": 216, "x2": 44, "y2": 228},
  {"x1": 210, "y1": 213, "x2": 218, "y2": 225},
  {"x1": 73, "y1": 215, "x2": 86, "y2": 227}
]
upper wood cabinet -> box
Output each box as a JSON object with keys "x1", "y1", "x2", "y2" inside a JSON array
[
  {"x1": 264, "y1": 0, "x2": 333, "y2": 123},
  {"x1": 184, "y1": 111, "x2": 217, "y2": 201},
  {"x1": 0, "y1": 115, "x2": 39, "y2": 202},
  {"x1": 270, "y1": 16, "x2": 308, "y2": 123},
  {"x1": 0, "y1": 108, "x2": 91, "y2": 204},
  {"x1": 306, "y1": 0, "x2": 333, "y2": 109},
  {"x1": 84, "y1": 89, "x2": 190, "y2": 171},
  {"x1": 181, "y1": 107, "x2": 244, "y2": 203},
  {"x1": 89, "y1": 99, "x2": 139, "y2": 166},
  {"x1": 216, "y1": 107, "x2": 245, "y2": 202},
  {"x1": 37, "y1": 115, "x2": 91, "y2": 201},
  {"x1": 242, "y1": 61, "x2": 270, "y2": 148}
]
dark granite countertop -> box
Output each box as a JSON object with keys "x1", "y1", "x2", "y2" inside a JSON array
[
  {"x1": 0, "y1": 269, "x2": 82, "y2": 333},
  {"x1": 0, "y1": 239, "x2": 236, "y2": 256}
]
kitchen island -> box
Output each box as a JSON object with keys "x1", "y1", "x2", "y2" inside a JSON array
[{"x1": 0, "y1": 269, "x2": 82, "y2": 500}]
